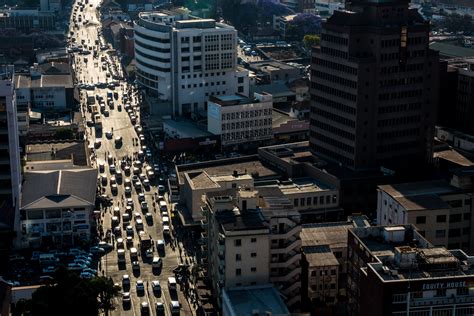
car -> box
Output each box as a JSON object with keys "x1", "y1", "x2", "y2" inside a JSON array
[
  {"x1": 111, "y1": 184, "x2": 118, "y2": 194},
  {"x1": 126, "y1": 225, "x2": 134, "y2": 236},
  {"x1": 98, "y1": 162, "x2": 105, "y2": 173},
  {"x1": 140, "y1": 301, "x2": 149, "y2": 315},
  {"x1": 127, "y1": 198, "x2": 134, "y2": 208},
  {"x1": 89, "y1": 246, "x2": 105, "y2": 255},
  {"x1": 132, "y1": 261, "x2": 140, "y2": 270},
  {"x1": 74, "y1": 259, "x2": 91, "y2": 266},
  {"x1": 163, "y1": 225, "x2": 170, "y2": 236},
  {"x1": 143, "y1": 179, "x2": 150, "y2": 187},
  {"x1": 109, "y1": 165, "x2": 116, "y2": 173},
  {"x1": 105, "y1": 131, "x2": 113, "y2": 139},
  {"x1": 139, "y1": 173, "x2": 146, "y2": 181},
  {"x1": 122, "y1": 274, "x2": 130, "y2": 286},
  {"x1": 126, "y1": 236, "x2": 133, "y2": 245},
  {"x1": 94, "y1": 139, "x2": 101, "y2": 148},
  {"x1": 80, "y1": 272, "x2": 94, "y2": 279},
  {"x1": 132, "y1": 175, "x2": 139, "y2": 182},
  {"x1": 151, "y1": 280, "x2": 161, "y2": 293},
  {"x1": 152, "y1": 256, "x2": 162, "y2": 268},
  {"x1": 145, "y1": 212, "x2": 152, "y2": 221},
  {"x1": 115, "y1": 136, "x2": 122, "y2": 144},
  {"x1": 98, "y1": 241, "x2": 113, "y2": 251},
  {"x1": 82, "y1": 268, "x2": 97, "y2": 275},
  {"x1": 136, "y1": 279, "x2": 145, "y2": 292},
  {"x1": 135, "y1": 181, "x2": 142, "y2": 190},
  {"x1": 170, "y1": 301, "x2": 180, "y2": 314},
  {"x1": 141, "y1": 201, "x2": 148, "y2": 211},
  {"x1": 158, "y1": 185, "x2": 165, "y2": 194},
  {"x1": 156, "y1": 239, "x2": 165, "y2": 251},
  {"x1": 42, "y1": 266, "x2": 57, "y2": 274},
  {"x1": 124, "y1": 186, "x2": 131, "y2": 195},
  {"x1": 122, "y1": 292, "x2": 131, "y2": 305},
  {"x1": 146, "y1": 248, "x2": 153, "y2": 259},
  {"x1": 155, "y1": 302, "x2": 165, "y2": 314},
  {"x1": 75, "y1": 254, "x2": 92, "y2": 261},
  {"x1": 100, "y1": 175, "x2": 107, "y2": 186}
]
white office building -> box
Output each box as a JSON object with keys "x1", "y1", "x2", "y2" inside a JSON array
[
  {"x1": 134, "y1": 9, "x2": 249, "y2": 117},
  {"x1": 207, "y1": 93, "x2": 273, "y2": 148}
]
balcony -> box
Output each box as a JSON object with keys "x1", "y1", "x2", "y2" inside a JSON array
[
  {"x1": 270, "y1": 267, "x2": 301, "y2": 283},
  {"x1": 282, "y1": 281, "x2": 301, "y2": 297},
  {"x1": 270, "y1": 224, "x2": 301, "y2": 240},
  {"x1": 218, "y1": 251, "x2": 225, "y2": 261},
  {"x1": 270, "y1": 237, "x2": 302, "y2": 254},
  {"x1": 270, "y1": 253, "x2": 301, "y2": 268},
  {"x1": 286, "y1": 295, "x2": 301, "y2": 307},
  {"x1": 200, "y1": 219, "x2": 207, "y2": 229}
]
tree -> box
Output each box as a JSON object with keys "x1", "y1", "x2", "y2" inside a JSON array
[
  {"x1": 442, "y1": 13, "x2": 474, "y2": 34},
  {"x1": 90, "y1": 276, "x2": 121, "y2": 316},
  {"x1": 54, "y1": 128, "x2": 74, "y2": 140},
  {"x1": 303, "y1": 34, "x2": 320, "y2": 48},
  {"x1": 258, "y1": 0, "x2": 292, "y2": 20},
  {"x1": 287, "y1": 13, "x2": 322, "y2": 41}
]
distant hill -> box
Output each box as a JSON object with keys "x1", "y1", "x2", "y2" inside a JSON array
[{"x1": 437, "y1": 0, "x2": 474, "y2": 8}]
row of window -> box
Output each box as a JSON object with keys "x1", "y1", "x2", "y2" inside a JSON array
[
  {"x1": 222, "y1": 119, "x2": 271, "y2": 130},
  {"x1": 376, "y1": 140, "x2": 420, "y2": 153},
  {"x1": 311, "y1": 118, "x2": 355, "y2": 141},
  {"x1": 235, "y1": 252, "x2": 257, "y2": 261},
  {"x1": 321, "y1": 33, "x2": 348, "y2": 46},
  {"x1": 312, "y1": 70, "x2": 357, "y2": 89},
  {"x1": 378, "y1": 89, "x2": 423, "y2": 101},
  {"x1": 135, "y1": 38, "x2": 171, "y2": 53},
  {"x1": 316, "y1": 133, "x2": 355, "y2": 154},
  {"x1": 135, "y1": 48, "x2": 170, "y2": 63},
  {"x1": 181, "y1": 80, "x2": 227, "y2": 89},
  {"x1": 222, "y1": 129, "x2": 271, "y2": 141},
  {"x1": 377, "y1": 115, "x2": 421, "y2": 127},
  {"x1": 379, "y1": 76, "x2": 423, "y2": 88},
  {"x1": 34, "y1": 94, "x2": 55, "y2": 99},
  {"x1": 380, "y1": 62, "x2": 425, "y2": 75},
  {"x1": 377, "y1": 102, "x2": 422, "y2": 114},
  {"x1": 180, "y1": 71, "x2": 228, "y2": 80},
  {"x1": 312, "y1": 82, "x2": 357, "y2": 102},
  {"x1": 136, "y1": 57, "x2": 170, "y2": 72},
  {"x1": 310, "y1": 142, "x2": 354, "y2": 167},
  {"x1": 137, "y1": 68, "x2": 159, "y2": 81},
  {"x1": 135, "y1": 30, "x2": 170, "y2": 44},
  {"x1": 415, "y1": 210, "x2": 471, "y2": 225},
  {"x1": 311, "y1": 107, "x2": 356, "y2": 128},
  {"x1": 312, "y1": 57, "x2": 358, "y2": 75},
  {"x1": 311, "y1": 94, "x2": 356, "y2": 115},
  {"x1": 376, "y1": 128, "x2": 419, "y2": 140},
  {"x1": 321, "y1": 46, "x2": 348, "y2": 59},
  {"x1": 222, "y1": 109, "x2": 271, "y2": 120},
  {"x1": 294, "y1": 195, "x2": 337, "y2": 208}
]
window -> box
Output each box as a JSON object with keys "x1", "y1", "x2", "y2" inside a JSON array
[
  {"x1": 307, "y1": 197, "x2": 312, "y2": 205},
  {"x1": 294, "y1": 199, "x2": 299, "y2": 207},
  {"x1": 449, "y1": 228, "x2": 461, "y2": 237},
  {"x1": 235, "y1": 239, "x2": 241, "y2": 246},
  {"x1": 238, "y1": 77, "x2": 244, "y2": 84},
  {"x1": 311, "y1": 271, "x2": 317, "y2": 277},
  {"x1": 251, "y1": 253, "x2": 257, "y2": 258},
  {"x1": 236, "y1": 269, "x2": 241, "y2": 276},
  {"x1": 251, "y1": 267, "x2": 256, "y2": 272},
  {"x1": 464, "y1": 213, "x2": 471, "y2": 221},
  {"x1": 435, "y1": 289, "x2": 446, "y2": 297},
  {"x1": 235, "y1": 254, "x2": 241, "y2": 261},
  {"x1": 457, "y1": 287, "x2": 469, "y2": 296},
  {"x1": 463, "y1": 227, "x2": 470, "y2": 235},
  {"x1": 435, "y1": 230, "x2": 446, "y2": 238},
  {"x1": 331, "y1": 269, "x2": 336, "y2": 275},
  {"x1": 450, "y1": 213, "x2": 462, "y2": 223},
  {"x1": 416, "y1": 216, "x2": 426, "y2": 224},
  {"x1": 436, "y1": 215, "x2": 447, "y2": 223},
  {"x1": 300, "y1": 198, "x2": 305, "y2": 206},
  {"x1": 251, "y1": 238, "x2": 256, "y2": 243},
  {"x1": 412, "y1": 291, "x2": 423, "y2": 299},
  {"x1": 238, "y1": 86, "x2": 244, "y2": 93}
]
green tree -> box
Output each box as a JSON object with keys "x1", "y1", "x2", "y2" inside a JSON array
[
  {"x1": 90, "y1": 276, "x2": 121, "y2": 316},
  {"x1": 54, "y1": 128, "x2": 74, "y2": 140},
  {"x1": 303, "y1": 34, "x2": 320, "y2": 48}
]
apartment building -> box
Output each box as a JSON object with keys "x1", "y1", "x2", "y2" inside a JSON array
[
  {"x1": 310, "y1": 0, "x2": 439, "y2": 171},
  {"x1": 17, "y1": 160, "x2": 97, "y2": 248},
  {"x1": 207, "y1": 93, "x2": 273, "y2": 148},
  {"x1": 134, "y1": 9, "x2": 249, "y2": 117},
  {"x1": 203, "y1": 187, "x2": 301, "y2": 309},
  {"x1": 348, "y1": 224, "x2": 474, "y2": 316},
  {"x1": 0, "y1": 66, "x2": 21, "y2": 251},
  {"x1": 300, "y1": 215, "x2": 370, "y2": 308},
  {"x1": 377, "y1": 169, "x2": 474, "y2": 253},
  {"x1": 455, "y1": 63, "x2": 474, "y2": 135}
]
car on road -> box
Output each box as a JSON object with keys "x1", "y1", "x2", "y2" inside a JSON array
[
  {"x1": 151, "y1": 280, "x2": 161, "y2": 293},
  {"x1": 141, "y1": 201, "x2": 148, "y2": 211},
  {"x1": 100, "y1": 175, "x2": 107, "y2": 185},
  {"x1": 98, "y1": 241, "x2": 113, "y2": 251},
  {"x1": 122, "y1": 292, "x2": 131, "y2": 306},
  {"x1": 152, "y1": 256, "x2": 162, "y2": 269},
  {"x1": 80, "y1": 272, "x2": 94, "y2": 279},
  {"x1": 140, "y1": 301, "x2": 149, "y2": 315},
  {"x1": 89, "y1": 246, "x2": 105, "y2": 255},
  {"x1": 138, "y1": 193, "x2": 145, "y2": 201},
  {"x1": 170, "y1": 301, "x2": 180, "y2": 315},
  {"x1": 145, "y1": 212, "x2": 153, "y2": 222},
  {"x1": 124, "y1": 186, "x2": 131, "y2": 196},
  {"x1": 156, "y1": 239, "x2": 165, "y2": 251},
  {"x1": 126, "y1": 225, "x2": 134, "y2": 236},
  {"x1": 105, "y1": 131, "x2": 113, "y2": 139},
  {"x1": 98, "y1": 162, "x2": 104, "y2": 173},
  {"x1": 132, "y1": 261, "x2": 140, "y2": 271},
  {"x1": 94, "y1": 139, "x2": 101, "y2": 148},
  {"x1": 146, "y1": 248, "x2": 153, "y2": 259},
  {"x1": 111, "y1": 184, "x2": 118, "y2": 194},
  {"x1": 163, "y1": 225, "x2": 170, "y2": 236},
  {"x1": 155, "y1": 302, "x2": 165, "y2": 315},
  {"x1": 136, "y1": 279, "x2": 145, "y2": 292},
  {"x1": 158, "y1": 185, "x2": 165, "y2": 194},
  {"x1": 114, "y1": 136, "x2": 122, "y2": 145}
]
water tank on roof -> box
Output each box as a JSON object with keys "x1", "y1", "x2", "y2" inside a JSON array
[{"x1": 383, "y1": 226, "x2": 406, "y2": 243}]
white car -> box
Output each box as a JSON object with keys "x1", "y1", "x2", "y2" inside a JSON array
[
  {"x1": 136, "y1": 279, "x2": 144, "y2": 292},
  {"x1": 122, "y1": 274, "x2": 130, "y2": 286},
  {"x1": 151, "y1": 280, "x2": 161, "y2": 293},
  {"x1": 105, "y1": 131, "x2": 113, "y2": 139},
  {"x1": 152, "y1": 256, "x2": 162, "y2": 268}
]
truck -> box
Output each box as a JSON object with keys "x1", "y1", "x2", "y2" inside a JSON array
[
  {"x1": 139, "y1": 233, "x2": 152, "y2": 249},
  {"x1": 94, "y1": 114, "x2": 102, "y2": 130},
  {"x1": 91, "y1": 104, "x2": 99, "y2": 115},
  {"x1": 86, "y1": 92, "x2": 95, "y2": 105}
]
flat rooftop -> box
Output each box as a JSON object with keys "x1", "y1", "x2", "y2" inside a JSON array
[
  {"x1": 185, "y1": 171, "x2": 220, "y2": 190},
  {"x1": 278, "y1": 177, "x2": 334, "y2": 194},
  {"x1": 303, "y1": 245, "x2": 340, "y2": 267},
  {"x1": 26, "y1": 141, "x2": 88, "y2": 166},
  {"x1": 216, "y1": 208, "x2": 268, "y2": 233},
  {"x1": 222, "y1": 285, "x2": 290, "y2": 316},
  {"x1": 209, "y1": 94, "x2": 261, "y2": 106},
  {"x1": 301, "y1": 221, "x2": 355, "y2": 249},
  {"x1": 163, "y1": 119, "x2": 212, "y2": 139}
]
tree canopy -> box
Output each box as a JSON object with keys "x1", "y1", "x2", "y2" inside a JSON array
[
  {"x1": 440, "y1": 13, "x2": 474, "y2": 34},
  {"x1": 286, "y1": 13, "x2": 322, "y2": 41},
  {"x1": 14, "y1": 268, "x2": 120, "y2": 316}
]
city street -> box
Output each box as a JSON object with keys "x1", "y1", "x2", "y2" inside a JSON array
[{"x1": 69, "y1": 0, "x2": 194, "y2": 315}]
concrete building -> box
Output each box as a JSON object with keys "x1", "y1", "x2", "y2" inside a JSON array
[
  {"x1": 314, "y1": 0, "x2": 344, "y2": 17},
  {"x1": 203, "y1": 187, "x2": 302, "y2": 309},
  {"x1": 15, "y1": 64, "x2": 74, "y2": 111},
  {"x1": 17, "y1": 160, "x2": 97, "y2": 249},
  {"x1": 348, "y1": 224, "x2": 474, "y2": 316},
  {"x1": 377, "y1": 169, "x2": 474, "y2": 253},
  {"x1": 0, "y1": 66, "x2": 21, "y2": 252},
  {"x1": 222, "y1": 284, "x2": 290, "y2": 316},
  {"x1": 0, "y1": 9, "x2": 56, "y2": 32},
  {"x1": 310, "y1": 0, "x2": 439, "y2": 171},
  {"x1": 134, "y1": 9, "x2": 249, "y2": 117},
  {"x1": 248, "y1": 60, "x2": 301, "y2": 84},
  {"x1": 300, "y1": 216, "x2": 370, "y2": 308},
  {"x1": 455, "y1": 62, "x2": 474, "y2": 135},
  {"x1": 207, "y1": 93, "x2": 273, "y2": 148}
]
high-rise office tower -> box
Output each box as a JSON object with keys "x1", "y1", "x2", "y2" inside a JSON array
[
  {"x1": 134, "y1": 9, "x2": 249, "y2": 117},
  {"x1": 310, "y1": 0, "x2": 439, "y2": 171},
  {"x1": 0, "y1": 66, "x2": 21, "y2": 250}
]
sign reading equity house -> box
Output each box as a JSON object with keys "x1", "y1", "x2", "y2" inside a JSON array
[{"x1": 422, "y1": 281, "x2": 467, "y2": 290}]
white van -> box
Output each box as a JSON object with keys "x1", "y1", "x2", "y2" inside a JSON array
[
  {"x1": 168, "y1": 277, "x2": 177, "y2": 291},
  {"x1": 159, "y1": 201, "x2": 167, "y2": 212},
  {"x1": 162, "y1": 216, "x2": 169, "y2": 225}
]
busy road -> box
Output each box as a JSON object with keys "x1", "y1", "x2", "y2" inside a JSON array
[{"x1": 69, "y1": 0, "x2": 194, "y2": 315}]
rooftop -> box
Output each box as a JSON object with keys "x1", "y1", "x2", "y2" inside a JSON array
[
  {"x1": 185, "y1": 171, "x2": 220, "y2": 190},
  {"x1": 248, "y1": 60, "x2": 299, "y2": 72},
  {"x1": 216, "y1": 208, "x2": 268, "y2": 233},
  {"x1": 163, "y1": 119, "x2": 212, "y2": 139},
  {"x1": 301, "y1": 221, "x2": 355, "y2": 249},
  {"x1": 21, "y1": 165, "x2": 98, "y2": 209},
  {"x1": 378, "y1": 180, "x2": 459, "y2": 211},
  {"x1": 15, "y1": 74, "x2": 73, "y2": 89},
  {"x1": 430, "y1": 41, "x2": 474, "y2": 58},
  {"x1": 222, "y1": 284, "x2": 290, "y2": 316},
  {"x1": 303, "y1": 245, "x2": 340, "y2": 267},
  {"x1": 26, "y1": 141, "x2": 88, "y2": 166}
]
